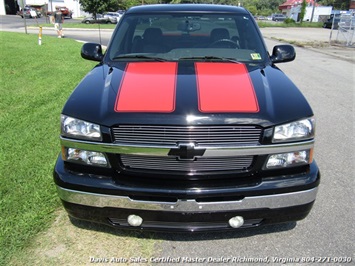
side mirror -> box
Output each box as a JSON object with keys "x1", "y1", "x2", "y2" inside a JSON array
[
  {"x1": 81, "y1": 43, "x2": 104, "y2": 62},
  {"x1": 270, "y1": 45, "x2": 296, "y2": 64}
]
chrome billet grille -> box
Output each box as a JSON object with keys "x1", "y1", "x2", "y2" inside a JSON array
[
  {"x1": 120, "y1": 155, "x2": 253, "y2": 173},
  {"x1": 112, "y1": 125, "x2": 262, "y2": 146}
]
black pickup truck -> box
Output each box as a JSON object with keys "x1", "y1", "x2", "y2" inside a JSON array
[{"x1": 53, "y1": 4, "x2": 320, "y2": 232}]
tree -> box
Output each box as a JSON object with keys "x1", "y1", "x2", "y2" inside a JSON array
[
  {"x1": 79, "y1": 0, "x2": 121, "y2": 17},
  {"x1": 240, "y1": 0, "x2": 284, "y2": 16},
  {"x1": 299, "y1": 0, "x2": 307, "y2": 23},
  {"x1": 79, "y1": 0, "x2": 294, "y2": 17},
  {"x1": 318, "y1": 0, "x2": 350, "y2": 10}
]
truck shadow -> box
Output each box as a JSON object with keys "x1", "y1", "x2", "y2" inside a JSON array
[{"x1": 69, "y1": 216, "x2": 296, "y2": 241}]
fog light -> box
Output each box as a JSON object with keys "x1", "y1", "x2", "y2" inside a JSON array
[
  {"x1": 265, "y1": 150, "x2": 311, "y2": 169},
  {"x1": 127, "y1": 214, "x2": 143, "y2": 227},
  {"x1": 229, "y1": 216, "x2": 244, "y2": 228},
  {"x1": 64, "y1": 148, "x2": 108, "y2": 167}
]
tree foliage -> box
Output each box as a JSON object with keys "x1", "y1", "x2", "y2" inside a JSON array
[
  {"x1": 318, "y1": 0, "x2": 350, "y2": 10},
  {"x1": 172, "y1": 0, "x2": 285, "y2": 15},
  {"x1": 79, "y1": 0, "x2": 172, "y2": 14},
  {"x1": 299, "y1": 0, "x2": 307, "y2": 23},
  {"x1": 79, "y1": 0, "x2": 350, "y2": 17},
  {"x1": 79, "y1": 0, "x2": 121, "y2": 16}
]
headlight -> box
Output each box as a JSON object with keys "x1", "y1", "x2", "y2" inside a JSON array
[
  {"x1": 273, "y1": 117, "x2": 315, "y2": 143},
  {"x1": 61, "y1": 115, "x2": 102, "y2": 141}
]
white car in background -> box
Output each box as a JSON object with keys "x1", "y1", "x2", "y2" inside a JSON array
[{"x1": 103, "y1": 12, "x2": 122, "y2": 24}]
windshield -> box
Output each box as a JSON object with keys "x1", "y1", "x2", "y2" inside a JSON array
[{"x1": 107, "y1": 12, "x2": 267, "y2": 63}]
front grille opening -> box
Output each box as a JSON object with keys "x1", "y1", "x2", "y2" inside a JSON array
[
  {"x1": 120, "y1": 155, "x2": 254, "y2": 174},
  {"x1": 113, "y1": 172, "x2": 261, "y2": 190}
]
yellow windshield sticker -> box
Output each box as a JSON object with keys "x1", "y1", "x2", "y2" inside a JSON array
[{"x1": 251, "y1": 53, "x2": 262, "y2": 60}]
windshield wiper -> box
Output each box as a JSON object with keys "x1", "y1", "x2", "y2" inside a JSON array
[
  {"x1": 112, "y1": 55, "x2": 167, "y2": 61},
  {"x1": 178, "y1": 56, "x2": 240, "y2": 63}
]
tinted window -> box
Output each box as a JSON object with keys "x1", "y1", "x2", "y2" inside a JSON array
[{"x1": 107, "y1": 12, "x2": 267, "y2": 63}]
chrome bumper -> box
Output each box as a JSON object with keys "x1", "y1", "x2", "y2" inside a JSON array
[{"x1": 56, "y1": 186, "x2": 318, "y2": 212}]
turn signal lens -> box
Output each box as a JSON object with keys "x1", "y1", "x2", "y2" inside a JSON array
[
  {"x1": 265, "y1": 149, "x2": 312, "y2": 169},
  {"x1": 63, "y1": 148, "x2": 109, "y2": 167}
]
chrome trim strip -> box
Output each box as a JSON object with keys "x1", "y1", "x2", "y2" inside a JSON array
[
  {"x1": 60, "y1": 137, "x2": 314, "y2": 157},
  {"x1": 56, "y1": 186, "x2": 318, "y2": 212}
]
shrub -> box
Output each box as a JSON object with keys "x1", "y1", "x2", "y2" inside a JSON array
[{"x1": 284, "y1": 18, "x2": 296, "y2": 24}]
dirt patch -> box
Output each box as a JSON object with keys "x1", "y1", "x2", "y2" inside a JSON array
[
  {"x1": 9, "y1": 209, "x2": 159, "y2": 265},
  {"x1": 268, "y1": 36, "x2": 329, "y2": 48}
]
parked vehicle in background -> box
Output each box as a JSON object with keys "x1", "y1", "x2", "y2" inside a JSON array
[
  {"x1": 47, "y1": 6, "x2": 72, "y2": 18},
  {"x1": 81, "y1": 14, "x2": 110, "y2": 24},
  {"x1": 272, "y1": 14, "x2": 287, "y2": 21},
  {"x1": 57, "y1": 6, "x2": 72, "y2": 18},
  {"x1": 323, "y1": 16, "x2": 340, "y2": 29},
  {"x1": 17, "y1": 6, "x2": 41, "y2": 18},
  {"x1": 116, "y1": 10, "x2": 125, "y2": 15},
  {"x1": 103, "y1": 12, "x2": 121, "y2": 24}
]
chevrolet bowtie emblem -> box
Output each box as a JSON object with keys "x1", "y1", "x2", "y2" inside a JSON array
[{"x1": 168, "y1": 143, "x2": 205, "y2": 160}]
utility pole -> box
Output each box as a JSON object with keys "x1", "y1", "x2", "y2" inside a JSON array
[{"x1": 310, "y1": 0, "x2": 316, "y2": 23}]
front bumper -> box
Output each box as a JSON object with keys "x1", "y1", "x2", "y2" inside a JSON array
[
  {"x1": 57, "y1": 186, "x2": 318, "y2": 212},
  {"x1": 54, "y1": 156, "x2": 320, "y2": 232}
]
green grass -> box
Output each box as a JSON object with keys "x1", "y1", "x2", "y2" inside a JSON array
[{"x1": 0, "y1": 31, "x2": 97, "y2": 265}]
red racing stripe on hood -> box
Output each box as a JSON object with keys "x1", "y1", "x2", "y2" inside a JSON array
[
  {"x1": 115, "y1": 62, "x2": 177, "y2": 112},
  {"x1": 195, "y1": 62, "x2": 259, "y2": 113}
]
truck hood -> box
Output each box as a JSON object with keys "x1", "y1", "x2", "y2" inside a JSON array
[{"x1": 62, "y1": 61, "x2": 313, "y2": 128}]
